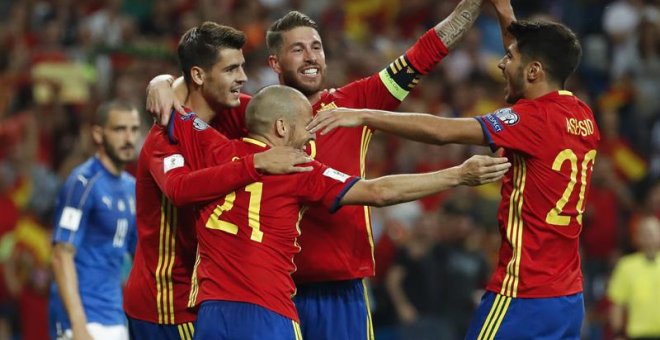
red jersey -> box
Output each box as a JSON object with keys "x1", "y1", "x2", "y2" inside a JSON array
[
  {"x1": 124, "y1": 117, "x2": 262, "y2": 324},
  {"x1": 209, "y1": 93, "x2": 250, "y2": 139},
  {"x1": 170, "y1": 113, "x2": 359, "y2": 321},
  {"x1": 475, "y1": 91, "x2": 601, "y2": 297},
  {"x1": 294, "y1": 29, "x2": 449, "y2": 283}
]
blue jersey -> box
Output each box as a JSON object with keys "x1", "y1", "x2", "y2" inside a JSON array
[{"x1": 49, "y1": 156, "x2": 137, "y2": 331}]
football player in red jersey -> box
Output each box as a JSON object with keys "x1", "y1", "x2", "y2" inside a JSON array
[
  {"x1": 168, "y1": 85, "x2": 510, "y2": 339},
  {"x1": 123, "y1": 23, "x2": 312, "y2": 340},
  {"x1": 146, "y1": 1, "x2": 492, "y2": 337},
  {"x1": 308, "y1": 1, "x2": 601, "y2": 338}
]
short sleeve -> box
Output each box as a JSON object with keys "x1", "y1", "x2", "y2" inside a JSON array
[
  {"x1": 297, "y1": 161, "x2": 360, "y2": 212},
  {"x1": 52, "y1": 173, "x2": 96, "y2": 248},
  {"x1": 475, "y1": 102, "x2": 546, "y2": 155}
]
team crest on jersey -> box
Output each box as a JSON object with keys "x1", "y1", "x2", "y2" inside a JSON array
[
  {"x1": 494, "y1": 108, "x2": 519, "y2": 126},
  {"x1": 179, "y1": 112, "x2": 195, "y2": 121},
  {"x1": 318, "y1": 101, "x2": 338, "y2": 112},
  {"x1": 193, "y1": 117, "x2": 209, "y2": 131}
]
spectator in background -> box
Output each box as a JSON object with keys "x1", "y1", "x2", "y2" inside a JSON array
[
  {"x1": 386, "y1": 211, "x2": 451, "y2": 340},
  {"x1": 49, "y1": 100, "x2": 140, "y2": 340},
  {"x1": 607, "y1": 216, "x2": 660, "y2": 340}
]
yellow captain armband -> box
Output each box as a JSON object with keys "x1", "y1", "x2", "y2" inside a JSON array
[{"x1": 378, "y1": 54, "x2": 421, "y2": 101}]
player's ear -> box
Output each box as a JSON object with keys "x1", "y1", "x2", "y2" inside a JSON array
[
  {"x1": 275, "y1": 118, "x2": 287, "y2": 137},
  {"x1": 527, "y1": 61, "x2": 543, "y2": 82},
  {"x1": 191, "y1": 66, "x2": 205, "y2": 86},
  {"x1": 91, "y1": 124, "x2": 103, "y2": 145},
  {"x1": 268, "y1": 55, "x2": 282, "y2": 75}
]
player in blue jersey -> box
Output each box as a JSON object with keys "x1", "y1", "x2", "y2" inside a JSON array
[{"x1": 49, "y1": 100, "x2": 141, "y2": 340}]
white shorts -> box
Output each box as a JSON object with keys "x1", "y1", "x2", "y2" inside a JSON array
[{"x1": 57, "y1": 323, "x2": 128, "y2": 340}]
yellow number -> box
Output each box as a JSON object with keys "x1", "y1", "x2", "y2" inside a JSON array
[
  {"x1": 205, "y1": 182, "x2": 264, "y2": 243},
  {"x1": 245, "y1": 182, "x2": 264, "y2": 242},
  {"x1": 206, "y1": 192, "x2": 238, "y2": 234},
  {"x1": 576, "y1": 150, "x2": 597, "y2": 225},
  {"x1": 545, "y1": 149, "x2": 597, "y2": 226}
]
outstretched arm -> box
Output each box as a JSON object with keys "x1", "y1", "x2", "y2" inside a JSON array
[
  {"x1": 340, "y1": 155, "x2": 510, "y2": 207},
  {"x1": 308, "y1": 108, "x2": 486, "y2": 146},
  {"x1": 434, "y1": 0, "x2": 485, "y2": 50}
]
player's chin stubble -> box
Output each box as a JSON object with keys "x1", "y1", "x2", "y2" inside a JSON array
[{"x1": 282, "y1": 69, "x2": 322, "y2": 97}]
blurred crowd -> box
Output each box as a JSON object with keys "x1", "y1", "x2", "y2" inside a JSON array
[{"x1": 0, "y1": 0, "x2": 658, "y2": 339}]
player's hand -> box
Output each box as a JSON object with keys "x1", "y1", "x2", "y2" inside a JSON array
[
  {"x1": 146, "y1": 74, "x2": 185, "y2": 126},
  {"x1": 306, "y1": 108, "x2": 367, "y2": 135},
  {"x1": 71, "y1": 324, "x2": 94, "y2": 340},
  {"x1": 459, "y1": 155, "x2": 511, "y2": 186},
  {"x1": 253, "y1": 147, "x2": 314, "y2": 174},
  {"x1": 398, "y1": 303, "x2": 419, "y2": 325}
]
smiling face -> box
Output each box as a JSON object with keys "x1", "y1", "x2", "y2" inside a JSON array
[
  {"x1": 269, "y1": 26, "x2": 326, "y2": 97},
  {"x1": 498, "y1": 42, "x2": 526, "y2": 104},
  {"x1": 201, "y1": 48, "x2": 247, "y2": 108}
]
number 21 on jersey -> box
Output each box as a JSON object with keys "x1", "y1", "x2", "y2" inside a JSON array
[
  {"x1": 545, "y1": 149, "x2": 597, "y2": 226},
  {"x1": 205, "y1": 182, "x2": 264, "y2": 242}
]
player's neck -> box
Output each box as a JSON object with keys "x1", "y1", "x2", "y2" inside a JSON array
[
  {"x1": 246, "y1": 133, "x2": 278, "y2": 148},
  {"x1": 306, "y1": 91, "x2": 322, "y2": 106},
  {"x1": 525, "y1": 81, "x2": 562, "y2": 100},
  {"x1": 186, "y1": 91, "x2": 216, "y2": 123},
  {"x1": 96, "y1": 152, "x2": 124, "y2": 176}
]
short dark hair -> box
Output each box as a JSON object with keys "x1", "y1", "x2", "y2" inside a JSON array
[
  {"x1": 508, "y1": 20, "x2": 582, "y2": 86},
  {"x1": 177, "y1": 22, "x2": 246, "y2": 83},
  {"x1": 94, "y1": 100, "x2": 136, "y2": 126},
  {"x1": 266, "y1": 11, "x2": 318, "y2": 54}
]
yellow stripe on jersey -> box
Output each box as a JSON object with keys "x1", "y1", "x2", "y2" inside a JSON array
[
  {"x1": 156, "y1": 196, "x2": 167, "y2": 323},
  {"x1": 156, "y1": 196, "x2": 178, "y2": 324},
  {"x1": 362, "y1": 279, "x2": 375, "y2": 340},
  {"x1": 360, "y1": 127, "x2": 376, "y2": 270},
  {"x1": 309, "y1": 140, "x2": 317, "y2": 159},
  {"x1": 292, "y1": 320, "x2": 303, "y2": 340},
  {"x1": 188, "y1": 246, "x2": 201, "y2": 308},
  {"x1": 477, "y1": 294, "x2": 512, "y2": 340},
  {"x1": 499, "y1": 155, "x2": 526, "y2": 297},
  {"x1": 167, "y1": 206, "x2": 178, "y2": 324}
]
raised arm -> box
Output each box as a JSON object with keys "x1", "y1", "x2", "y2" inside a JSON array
[
  {"x1": 340, "y1": 155, "x2": 509, "y2": 207},
  {"x1": 434, "y1": 0, "x2": 485, "y2": 50},
  {"x1": 308, "y1": 108, "x2": 487, "y2": 146},
  {"x1": 146, "y1": 75, "x2": 188, "y2": 126},
  {"x1": 488, "y1": 0, "x2": 516, "y2": 50}
]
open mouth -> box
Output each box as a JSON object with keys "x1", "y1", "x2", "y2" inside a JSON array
[{"x1": 300, "y1": 67, "x2": 320, "y2": 78}]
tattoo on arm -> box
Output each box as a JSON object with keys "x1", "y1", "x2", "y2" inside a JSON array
[{"x1": 435, "y1": 0, "x2": 483, "y2": 50}]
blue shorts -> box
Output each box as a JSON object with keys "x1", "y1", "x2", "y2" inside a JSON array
[
  {"x1": 294, "y1": 279, "x2": 374, "y2": 340},
  {"x1": 127, "y1": 316, "x2": 195, "y2": 340},
  {"x1": 465, "y1": 291, "x2": 584, "y2": 340},
  {"x1": 194, "y1": 300, "x2": 301, "y2": 340}
]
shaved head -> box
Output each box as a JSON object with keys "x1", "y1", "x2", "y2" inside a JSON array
[{"x1": 246, "y1": 85, "x2": 311, "y2": 135}]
